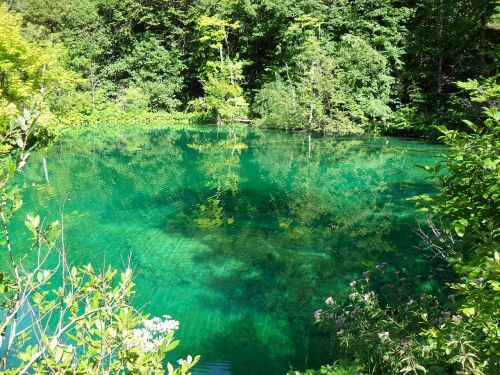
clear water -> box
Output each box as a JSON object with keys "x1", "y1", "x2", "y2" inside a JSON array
[{"x1": 10, "y1": 126, "x2": 442, "y2": 374}]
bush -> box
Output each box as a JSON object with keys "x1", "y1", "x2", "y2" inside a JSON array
[
  {"x1": 0, "y1": 101, "x2": 199, "y2": 374},
  {"x1": 311, "y1": 109, "x2": 499, "y2": 374},
  {"x1": 254, "y1": 79, "x2": 306, "y2": 130}
]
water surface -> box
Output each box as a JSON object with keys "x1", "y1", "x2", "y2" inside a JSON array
[{"x1": 11, "y1": 126, "x2": 441, "y2": 374}]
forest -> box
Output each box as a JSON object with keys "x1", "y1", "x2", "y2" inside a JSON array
[{"x1": 0, "y1": 0, "x2": 499, "y2": 374}]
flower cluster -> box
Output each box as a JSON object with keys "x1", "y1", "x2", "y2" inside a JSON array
[
  {"x1": 325, "y1": 296, "x2": 335, "y2": 306},
  {"x1": 125, "y1": 315, "x2": 180, "y2": 353},
  {"x1": 143, "y1": 315, "x2": 180, "y2": 332},
  {"x1": 314, "y1": 309, "x2": 323, "y2": 320}
]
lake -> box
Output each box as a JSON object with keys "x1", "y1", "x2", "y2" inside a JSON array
[{"x1": 11, "y1": 126, "x2": 442, "y2": 374}]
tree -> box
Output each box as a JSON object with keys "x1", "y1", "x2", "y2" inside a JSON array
[
  {"x1": 189, "y1": 15, "x2": 248, "y2": 125},
  {"x1": 106, "y1": 36, "x2": 185, "y2": 111},
  {"x1": 255, "y1": 15, "x2": 397, "y2": 133},
  {"x1": 0, "y1": 3, "x2": 77, "y2": 133}
]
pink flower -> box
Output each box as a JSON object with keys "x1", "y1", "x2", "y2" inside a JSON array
[
  {"x1": 313, "y1": 310, "x2": 323, "y2": 320},
  {"x1": 376, "y1": 263, "x2": 387, "y2": 271},
  {"x1": 325, "y1": 297, "x2": 335, "y2": 306},
  {"x1": 472, "y1": 277, "x2": 484, "y2": 286}
]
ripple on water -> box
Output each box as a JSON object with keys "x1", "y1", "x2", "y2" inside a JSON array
[{"x1": 10, "y1": 127, "x2": 443, "y2": 374}]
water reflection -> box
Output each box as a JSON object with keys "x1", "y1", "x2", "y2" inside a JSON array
[
  {"x1": 12, "y1": 126, "x2": 441, "y2": 374},
  {"x1": 188, "y1": 128, "x2": 247, "y2": 227}
]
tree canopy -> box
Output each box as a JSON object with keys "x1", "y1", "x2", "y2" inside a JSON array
[{"x1": 3, "y1": 0, "x2": 496, "y2": 133}]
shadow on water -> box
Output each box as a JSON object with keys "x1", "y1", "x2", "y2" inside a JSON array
[{"x1": 8, "y1": 126, "x2": 444, "y2": 374}]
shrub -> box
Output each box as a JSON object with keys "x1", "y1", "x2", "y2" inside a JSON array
[
  {"x1": 311, "y1": 109, "x2": 499, "y2": 374},
  {"x1": 0, "y1": 100, "x2": 199, "y2": 374}
]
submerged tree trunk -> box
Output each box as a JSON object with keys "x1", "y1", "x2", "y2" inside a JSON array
[
  {"x1": 308, "y1": 133, "x2": 312, "y2": 158},
  {"x1": 42, "y1": 157, "x2": 49, "y2": 184}
]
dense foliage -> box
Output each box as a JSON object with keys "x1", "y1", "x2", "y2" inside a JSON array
[
  {"x1": 0, "y1": 0, "x2": 498, "y2": 373},
  {"x1": 310, "y1": 108, "x2": 499, "y2": 373},
  {"x1": 0, "y1": 0, "x2": 496, "y2": 133},
  {"x1": 0, "y1": 3, "x2": 77, "y2": 138}
]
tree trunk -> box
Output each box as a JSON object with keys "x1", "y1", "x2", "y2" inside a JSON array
[
  {"x1": 224, "y1": 35, "x2": 235, "y2": 86},
  {"x1": 437, "y1": 0, "x2": 444, "y2": 96},
  {"x1": 437, "y1": 56, "x2": 443, "y2": 95},
  {"x1": 219, "y1": 47, "x2": 224, "y2": 72}
]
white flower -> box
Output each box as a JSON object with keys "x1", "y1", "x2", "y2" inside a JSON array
[
  {"x1": 124, "y1": 315, "x2": 180, "y2": 353},
  {"x1": 178, "y1": 355, "x2": 193, "y2": 365}
]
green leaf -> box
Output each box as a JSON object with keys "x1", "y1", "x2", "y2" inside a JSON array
[
  {"x1": 462, "y1": 306, "x2": 475, "y2": 316},
  {"x1": 462, "y1": 119, "x2": 478, "y2": 132},
  {"x1": 454, "y1": 223, "x2": 465, "y2": 237},
  {"x1": 6, "y1": 156, "x2": 16, "y2": 177},
  {"x1": 165, "y1": 339, "x2": 180, "y2": 352},
  {"x1": 483, "y1": 158, "x2": 497, "y2": 169},
  {"x1": 434, "y1": 125, "x2": 448, "y2": 134}
]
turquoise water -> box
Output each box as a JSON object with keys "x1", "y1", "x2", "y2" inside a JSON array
[{"x1": 10, "y1": 126, "x2": 442, "y2": 374}]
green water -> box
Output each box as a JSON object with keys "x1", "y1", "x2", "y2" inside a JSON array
[{"x1": 11, "y1": 126, "x2": 442, "y2": 374}]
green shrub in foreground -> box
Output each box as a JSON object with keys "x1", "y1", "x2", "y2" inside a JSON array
[
  {"x1": 310, "y1": 110, "x2": 499, "y2": 374},
  {"x1": 0, "y1": 103, "x2": 199, "y2": 374}
]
